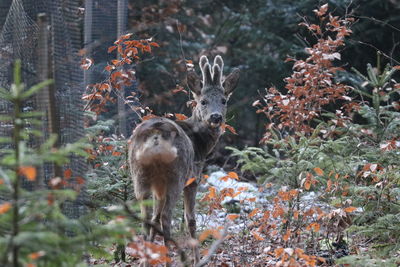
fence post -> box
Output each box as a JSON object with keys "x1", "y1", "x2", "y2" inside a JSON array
[
  {"x1": 36, "y1": 13, "x2": 62, "y2": 187},
  {"x1": 83, "y1": 0, "x2": 93, "y2": 86},
  {"x1": 117, "y1": 0, "x2": 128, "y2": 137}
]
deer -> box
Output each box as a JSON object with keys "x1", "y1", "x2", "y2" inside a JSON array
[{"x1": 128, "y1": 55, "x2": 240, "y2": 266}]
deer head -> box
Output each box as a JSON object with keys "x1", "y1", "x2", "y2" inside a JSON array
[{"x1": 187, "y1": 55, "x2": 240, "y2": 129}]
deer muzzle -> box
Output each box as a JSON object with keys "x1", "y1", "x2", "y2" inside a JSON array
[{"x1": 208, "y1": 113, "x2": 223, "y2": 128}]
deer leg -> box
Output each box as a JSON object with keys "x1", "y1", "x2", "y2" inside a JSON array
[
  {"x1": 149, "y1": 196, "x2": 166, "y2": 242},
  {"x1": 138, "y1": 193, "x2": 152, "y2": 267},
  {"x1": 160, "y1": 187, "x2": 180, "y2": 267},
  {"x1": 184, "y1": 181, "x2": 200, "y2": 264},
  {"x1": 138, "y1": 194, "x2": 152, "y2": 238}
]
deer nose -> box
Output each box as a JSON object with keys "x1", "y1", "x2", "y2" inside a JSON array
[{"x1": 209, "y1": 113, "x2": 222, "y2": 124}]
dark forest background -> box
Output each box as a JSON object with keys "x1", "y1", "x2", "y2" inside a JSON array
[{"x1": 125, "y1": 0, "x2": 400, "y2": 149}]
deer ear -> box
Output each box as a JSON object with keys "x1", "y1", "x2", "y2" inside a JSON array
[
  {"x1": 186, "y1": 70, "x2": 202, "y2": 95},
  {"x1": 223, "y1": 68, "x2": 240, "y2": 96}
]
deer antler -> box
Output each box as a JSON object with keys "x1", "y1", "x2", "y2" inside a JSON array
[
  {"x1": 199, "y1": 55, "x2": 212, "y2": 87},
  {"x1": 212, "y1": 55, "x2": 224, "y2": 86}
]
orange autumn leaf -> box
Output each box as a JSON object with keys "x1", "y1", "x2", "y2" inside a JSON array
[
  {"x1": 251, "y1": 231, "x2": 264, "y2": 241},
  {"x1": 142, "y1": 114, "x2": 158, "y2": 121},
  {"x1": 272, "y1": 205, "x2": 285, "y2": 218},
  {"x1": 203, "y1": 174, "x2": 209, "y2": 179},
  {"x1": 28, "y1": 251, "x2": 45, "y2": 260},
  {"x1": 219, "y1": 175, "x2": 229, "y2": 182},
  {"x1": 149, "y1": 42, "x2": 160, "y2": 47},
  {"x1": 326, "y1": 179, "x2": 332, "y2": 192},
  {"x1": 198, "y1": 229, "x2": 221, "y2": 242},
  {"x1": 112, "y1": 151, "x2": 122, "y2": 156},
  {"x1": 221, "y1": 123, "x2": 238, "y2": 135},
  {"x1": 172, "y1": 86, "x2": 188, "y2": 94},
  {"x1": 294, "y1": 211, "x2": 299, "y2": 220},
  {"x1": 248, "y1": 208, "x2": 260, "y2": 218},
  {"x1": 313, "y1": 167, "x2": 324, "y2": 176},
  {"x1": 26, "y1": 264, "x2": 36, "y2": 267},
  {"x1": 105, "y1": 145, "x2": 114, "y2": 151},
  {"x1": 304, "y1": 179, "x2": 311, "y2": 190},
  {"x1": 200, "y1": 249, "x2": 209, "y2": 256},
  {"x1": 313, "y1": 3, "x2": 328, "y2": 17},
  {"x1": 344, "y1": 206, "x2": 357, "y2": 213},
  {"x1": 208, "y1": 187, "x2": 216, "y2": 199},
  {"x1": 312, "y1": 223, "x2": 321, "y2": 232},
  {"x1": 19, "y1": 166, "x2": 36, "y2": 181},
  {"x1": 283, "y1": 229, "x2": 291, "y2": 241},
  {"x1": 175, "y1": 113, "x2": 188, "y2": 121},
  {"x1": 307, "y1": 222, "x2": 320, "y2": 232},
  {"x1": 274, "y1": 247, "x2": 284, "y2": 257},
  {"x1": 185, "y1": 177, "x2": 196, "y2": 187},
  {"x1": 227, "y1": 171, "x2": 239, "y2": 180},
  {"x1": 64, "y1": 168, "x2": 72, "y2": 179},
  {"x1": 76, "y1": 176, "x2": 85, "y2": 185},
  {"x1": 0, "y1": 179, "x2": 3, "y2": 185},
  {"x1": 104, "y1": 65, "x2": 114, "y2": 72},
  {"x1": 107, "y1": 46, "x2": 117, "y2": 53},
  {"x1": 226, "y1": 214, "x2": 240, "y2": 221},
  {"x1": 0, "y1": 202, "x2": 11, "y2": 214},
  {"x1": 120, "y1": 33, "x2": 133, "y2": 39}
]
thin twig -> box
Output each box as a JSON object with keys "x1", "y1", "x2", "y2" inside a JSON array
[
  {"x1": 353, "y1": 15, "x2": 400, "y2": 33},
  {"x1": 176, "y1": 19, "x2": 187, "y2": 63},
  {"x1": 352, "y1": 40, "x2": 400, "y2": 65}
]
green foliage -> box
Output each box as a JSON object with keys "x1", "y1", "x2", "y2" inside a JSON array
[
  {"x1": 0, "y1": 61, "x2": 137, "y2": 267},
  {"x1": 128, "y1": 0, "x2": 400, "y2": 146},
  {"x1": 336, "y1": 255, "x2": 399, "y2": 267},
  {"x1": 85, "y1": 117, "x2": 134, "y2": 206},
  {"x1": 226, "y1": 146, "x2": 276, "y2": 184},
  {"x1": 229, "y1": 130, "x2": 358, "y2": 188},
  {"x1": 228, "y1": 61, "x2": 400, "y2": 262}
]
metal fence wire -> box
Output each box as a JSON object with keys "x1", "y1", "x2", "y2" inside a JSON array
[
  {"x1": 0, "y1": 0, "x2": 134, "y2": 218},
  {"x1": 0, "y1": 0, "x2": 86, "y2": 218}
]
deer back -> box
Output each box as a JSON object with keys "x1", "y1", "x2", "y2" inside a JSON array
[{"x1": 128, "y1": 117, "x2": 194, "y2": 199}]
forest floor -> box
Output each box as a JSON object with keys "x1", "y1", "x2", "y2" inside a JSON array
[{"x1": 89, "y1": 169, "x2": 352, "y2": 267}]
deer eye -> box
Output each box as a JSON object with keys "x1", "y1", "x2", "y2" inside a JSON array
[
  {"x1": 201, "y1": 100, "x2": 207, "y2": 105},
  {"x1": 221, "y1": 98, "x2": 227, "y2": 105}
]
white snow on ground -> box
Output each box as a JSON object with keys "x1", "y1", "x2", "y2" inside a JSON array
[
  {"x1": 196, "y1": 170, "x2": 261, "y2": 231},
  {"x1": 196, "y1": 169, "x2": 327, "y2": 232},
  {"x1": 203, "y1": 170, "x2": 258, "y2": 203}
]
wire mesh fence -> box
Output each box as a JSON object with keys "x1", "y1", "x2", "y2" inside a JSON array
[
  {"x1": 0, "y1": 0, "x2": 85, "y2": 218},
  {"x1": 0, "y1": 0, "x2": 135, "y2": 217}
]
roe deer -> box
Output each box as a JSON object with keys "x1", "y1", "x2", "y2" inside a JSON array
[{"x1": 128, "y1": 55, "x2": 240, "y2": 266}]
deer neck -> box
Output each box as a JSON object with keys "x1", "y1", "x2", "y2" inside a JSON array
[{"x1": 177, "y1": 112, "x2": 222, "y2": 162}]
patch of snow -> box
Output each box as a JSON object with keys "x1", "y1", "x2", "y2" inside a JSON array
[{"x1": 204, "y1": 170, "x2": 258, "y2": 204}]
